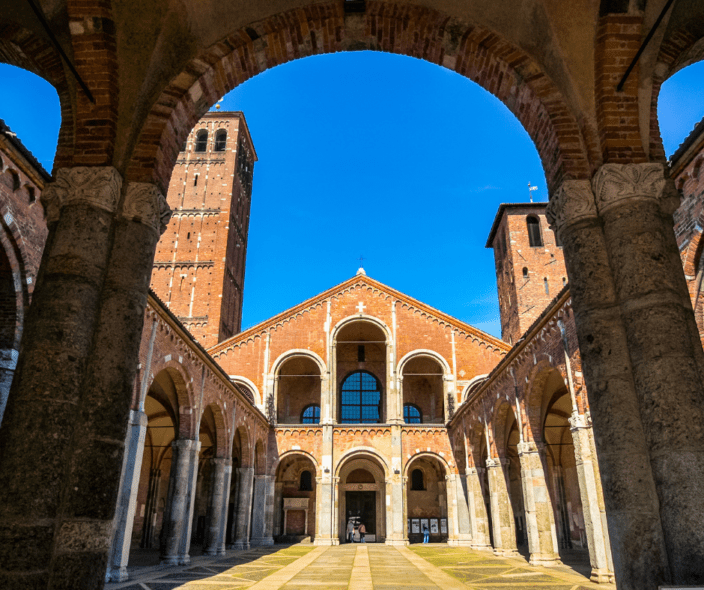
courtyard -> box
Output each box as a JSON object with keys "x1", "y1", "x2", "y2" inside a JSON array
[{"x1": 106, "y1": 544, "x2": 613, "y2": 590}]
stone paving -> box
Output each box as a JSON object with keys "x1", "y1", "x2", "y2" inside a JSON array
[{"x1": 106, "y1": 543, "x2": 616, "y2": 590}]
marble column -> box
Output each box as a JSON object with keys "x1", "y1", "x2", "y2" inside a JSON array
[
  {"x1": 106, "y1": 410, "x2": 148, "y2": 582},
  {"x1": 160, "y1": 438, "x2": 197, "y2": 564},
  {"x1": 203, "y1": 458, "x2": 230, "y2": 555},
  {"x1": 570, "y1": 413, "x2": 614, "y2": 583},
  {"x1": 250, "y1": 474, "x2": 274, "y2": 546},
  {"x1": 466, "y1": 467, "x2": 492, "y2": 550},
  {"x1": 593, "y1": 163, "x2": 704, "y2": 583},
  {"x1": 232, "y1": 466, "x2": 254, "y2": 549},
  {"x1": 447, "y1": 473, "x2": 472, "y2": 546},
  {"x1": 517, "y1": 442, "x2": 560, "y2": 566},
  {"x1": 485, "y1": 457, "x2": 518, "y2": 556},
  {"x1": 546, "y1": 179, "x2": 669, "y2": 589}
]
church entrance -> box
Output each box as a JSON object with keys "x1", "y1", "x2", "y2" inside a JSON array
[{"x1": 345, "y1": 491, "x2": 376, "y2": 541}]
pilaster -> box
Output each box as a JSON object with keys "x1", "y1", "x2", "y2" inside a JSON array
[{"x1": 485, "y1": 457, "x2": 518, "y2": 556}]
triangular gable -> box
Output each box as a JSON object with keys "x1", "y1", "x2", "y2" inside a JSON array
[{"x1": 208, "y1": 275, "x2": 509, "y2": 356}]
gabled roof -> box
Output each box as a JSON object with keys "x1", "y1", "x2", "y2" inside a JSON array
[{"x1": 208, "y1": 274, "x2": 510, "y2": 355}]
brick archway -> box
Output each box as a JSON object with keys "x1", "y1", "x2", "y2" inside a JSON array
[{"x1": 125, "y1": 1, "x2": 594, "y2": 193}]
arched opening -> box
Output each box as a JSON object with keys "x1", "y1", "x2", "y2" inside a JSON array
[
  {"x1": 195, "y1": 130, "x2": 208, "y2": 152},
  {"x1": 274, "y1": 453, "x2": 317, "y2": 541},
  {"x1": 337, "y1": 454, "x2": 387, "y2": 543},
  {"x1": 401, "y1": 355, "x2": 445, "y2": 424},
  {"x1": 129, "y1": 369, "x2": 180, "y2": 565},
  {"x1": 406, "y1": 455, "x2": 448, "y2": 543},
  {"x1": 498, "y1": 404, "x2": 528, "y2": 550},
  {"x1": 336, "y1": 320, "x2": 387, "y2": 423},
  {"x1": 276, "y1": 356, "x2": 321, "y2": 424},
  {"x1": 214, "y1": 129, "x2": 227, "y2": 152},
  {"x1": 470, "y1": 426, "x2": 493, "y2": 548},
  {"x1": 526, "y1": 216, "x2": 543, "y2": 247},
  {"x1": 226, "y1": 425, "x2": 251, "y2": 547}
]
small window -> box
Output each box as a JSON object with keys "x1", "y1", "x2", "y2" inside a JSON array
[
  {"x1": 187, "y1": 232, "x2": 191, "y2": 240},
  {"x1": 411, "y1": 468, "x2": 424, "y2": 490},
  {"x1": 301, "y1": 404, "x2": 320, "y2": 424},
  {"x1": 180, "y1": 139, "x2": 187, "y2": 152},
  {"x1": 299, "y1": 470, "x2": 312, "y2": 491},
  {"x1": 214, "y1": 129, "x2": 227, "y2": 151},
  {"x1": 403, "y1": 404, "x2": 422, "y2": 424},
  {"x1": 10, "y1": 171, "x2": 20, "y2": 191},
  {"x1": 357, "y1": 345, "x2": 365, "y2": 363},
  {"x1": 527, "y1": 216, "x2": 543, "y2": 247},
  {"x1": 27, "y1": 186, "x2": 35, "y2": 203},
  {"x1": 195, "y1": 130, "x2": 208, "y2": 152},
  {"x1": 522, "y1": 267, "x2": 528, "y2": 279},
  {"x1": 562, "y1": 277, "x2": 567, "y2": 286},
  {"x1": 193, "y1": 174, "x2": 199, "y2": 187},
  {"x1": 544, "y1": 278, "x2": 549, "y2": 295}
]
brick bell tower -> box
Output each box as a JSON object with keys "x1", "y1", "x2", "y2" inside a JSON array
[
  {"x1": 486, "y1": 202, "x2": 568, "y2": 346},
  {"x1": 151, "y1": 111, "x2": 257, "y2": 347}
]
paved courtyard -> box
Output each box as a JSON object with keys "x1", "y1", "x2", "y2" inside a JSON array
[{"x1": 107, "y1": 544, "x2": 615, "y2": 590}]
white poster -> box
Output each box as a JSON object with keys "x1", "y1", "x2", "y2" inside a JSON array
[
  {"x1": 440, "y1": 518, "x2": 448, "y2": 534},
  {"x1": 411, "y1": 519, "x2": 420, "y2": 533},
  {"x1": 430, "y1": 518, "x2": 439, "y2": 534},
  {"x1": 420, "y1": 518, "x2": 429, "y2": 532}
]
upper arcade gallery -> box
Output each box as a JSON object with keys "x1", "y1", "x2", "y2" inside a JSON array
[{"x1": 1, "y1": 0, "x2": 704, "y2": 589}]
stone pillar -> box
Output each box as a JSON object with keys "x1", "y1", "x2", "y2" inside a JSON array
[
  {"x1": 232, "y1": 466, "x2": 254, "y2": 549},
  {"x1": 546, "y1": 179, "x2": 669, "y2": 589},
  {"x1": 160, "y1": 438, "x2": 197, "y2": 565},
  {"x1": 0, "y1": 169, "x2": 171, "y2": 589},
  {"x1": 466, "y1": 467, "x2": 492, "y2": 550},
  {"x1": 273, "y1": 481, "x2": 284, "y2": 537},
  {"x1": 517, "y1": 442, "x2": 560, "y2": 566},
  {"x1": 447, "y1": 473, "x2": 472, "y2": 546},
  {"x1": 592, "y1": 163, "x2": 704, "y2": 583},
  {"x1": 106, "y1": 410, "x2": 148, "y2": 582},
  {"x1": 203, "y1": 458, "x2": 230, "y2": 555},
  {"x1": 385, "y1": 424, "x2": 406, "y2": 545},
  {"x1": 226, "y1": 469, "x2": 241, "y2": 548},
  {"x1": 314, "y1": 423, "x2": 338, "y2": 545},
  {"x1": 177, "y1": 440, "x2": 200, "y2": 565},
  {"x1": 216, "y1": 461, "x2": 232, "y2": 554},
  {"x1": 250, "y1": 474, "x2": 274, "y2": 546},
  {"x1": 485, "y1": 457, "x2": 518, "y2": 556},
  {"x1": 570, "y1": 413, "x2": 613, "y2": 583}
]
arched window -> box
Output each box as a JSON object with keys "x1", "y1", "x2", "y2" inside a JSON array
[
  {"x1": 544, "y1": 277, "x2": 550, "y2": 295},
  {"x1": 403, "y1": 403, "x2": 422, "y2": 424},
  {"x1": 301, "y1": 404, "x2": 320, "y2": 424},
  {"x1": 340, "y1": 371, "x2": 381, "y2": 423},
  {"x1": 214, "y1": 129, "x2": 227, "y2": 151},
  {"x1": 9, "y1": 170, "x2": 20, "y2": 191},
  {"x1": 180, "y1": 139, "x2": 188, "y2": 152},
  {"x1": 522, "y1": 267, "x2": 528, "y2": 279},
  {"x1": 299, "y1": 470, "x2": 312, "y2": 491},
  {"x1": 411, "y1": 469, "x2": 424, "y2": 490},
  {"x1": 195, "y1": 130, "x2": 208, "y2": 152},
  {"x1": 526, "y1": 215, "x2": 542, "y2": 247}
]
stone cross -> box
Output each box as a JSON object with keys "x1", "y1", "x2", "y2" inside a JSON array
[{"x1": 357, "y1": 302, "x2": 366, "y2": 313}]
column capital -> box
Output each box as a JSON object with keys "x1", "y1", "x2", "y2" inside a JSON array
[
  {"x1": 568, "y1": 410, "x2": 591, "y2": 430},
  {"x1": 545, "y1": 179, "x2": 596, "y2": 236},
  {"x1": 466, "y1": 466, "x2": 484, "y2": 475},
  {"x1": 592, "y1": 163, "x2": 678, "y2": 216},
  {"x1": 121, "y1": 182, "x2": 172, "y2": 235},
  {"x1": 485, "y1": 457, "x2": 508, "y2": 468},
  {"x1": 172, "y1": 438, "x2": 197, "y2": 450},
  {"x1": 517, "y1": 441, "x2": 543, "y2": 456},
  {"x1": 42, "y1": 166, "x2": 122, "y2": 223}
]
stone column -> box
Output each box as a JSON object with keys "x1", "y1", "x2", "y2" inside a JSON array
[
  {"x1": 570, "y1": 413, "x2": 613, "y2": 583},
  {"x1": 216, "y1": 461, "x2": 232, "y2": 554},
  {"x1": 466, "y1": 467, "x2": 492, "y2": 550},
  {"x1": 447, "y1": 473, "x2": 472, "y2": 546},
  {"x1": 203, "y1": 458, "x2": 230, "y2": 555},
  {"x1": 250, "y1": 474, "x2": 274, "y2": 546},
  {"x1": 517, "y1": 442, "x2": 560, "y2": 566},
  {"x1": 385, "y1": 424, "x2": 406, "y2": 545},
  {"x1": 485, "y1": 457, "x2": 518, "y2": 556},
  {"x1": 226, "y1": 469, "x2": 241, "y2": 548},
  {"x1": 161, "y1": 438, "x2": 197, "y2": 564},
  {"x1": 232, "y1": 466, "x2": 254, "y2": 549},
  {"x1": 106, "y1": 410, "x2": 148, "y2": 582},
  {"x1": 314, "y1": 423, "x2": 338, "y2": 545},
  {"x1": 593, "y1": 163, "x2": 704, "y2": 583},
  {"x1": 177, "y1": 440, "x2": 200, "y2": 565},
  {"x1": 546, "y1": 179, "x2": 669, "y2": 589}
]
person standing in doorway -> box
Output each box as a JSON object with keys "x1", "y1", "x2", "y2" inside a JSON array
[
  {"x1": 358, "y1": 522, "x2": 366, "y2": 543},
  {"x1": 347, "y1": 520, "x2": 355, "y2": 543},
  {"x1": 422, "y1": 524, "x2": 430, "y2": 544}
]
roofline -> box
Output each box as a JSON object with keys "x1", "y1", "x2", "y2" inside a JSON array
[
  {"x1": 208, "y1": 274, "x2": 510, "y2": 355},
  {"x1": 0, "y1": 118, "x2": 52, "y2": 185},
  {"x1": 669, "y1": 115, "x2": 704, "y2": 177},
  {"x1": 485, "y1": 202, "x2": 548, "y2": 248},
  {"x1": 202, "y1": 110, "x2": 258, "y2": 161},
  {"x1": 449, "y1": 284, "x2": 571, "y2": 428},
  {"x1": 147, "y1": 289, "x2": 268, "y2": 423}
]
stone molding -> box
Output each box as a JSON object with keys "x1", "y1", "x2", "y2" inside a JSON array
[
  {"x1": 485, "y1": 457, "x2": 508, "y2": 468},
  {"x1": 592, "y1": 163, "x2": 678, "y2": 216},
  {"x1": 517, "y1": 441, "x2": 543, "y2": 455},
  {"x1": 122, "y1": 182, "x2": 173, "y2": 235},
  {"x1": 545, "y1": 179, "x2": 595, "y2": 235},
  {"x1": 42, "y1": 166, "x2": 122, "y2": 223},
  {"x1": 568, "y1": 410, "x2": 591, "y2": 430}
]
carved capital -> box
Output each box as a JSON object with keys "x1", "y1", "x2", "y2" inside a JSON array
[
  {"x1": 545, "y1": 180, "x2": 596, "y2": 237},
  {"x1": 42, "y1": 166, "x2": 122, "y2": 223},
  {"x1": 569, "y1": 410, "x2": 591, "y2": 430},
  {"x1": 485, "y1": 457, "x2": 500, "y2": 468},
  {"x1": 121, "y1": 182, "x2": 172, "y2": 235},
  {"x1": 517, "y1": 441, "x2": 542, "y2": 456},
  {"x1": 592, "y1": 163, "x2": 675, "y2": 215}
]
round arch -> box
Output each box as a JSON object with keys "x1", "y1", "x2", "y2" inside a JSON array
[
  {"x1": 229, "y1": 375, "x2": 262, "y2": 407},
  {"x1": 397, "y1": 349, "x2": 451, "y2": 376},
  {"x1": 332, "y1": 314, "x2": 391, "y2": 344},
  {"x1": 335, "y1": 447, "x2": 390, "y2": 479},
  {"x1": 200, "y1": 402, "x2": 229, "y2": 459},
  {"x1": 273, "y1": 449, "x2": 320, "y2": 476},
  {"x1": 492, "y1": 397, "x2": 521, "y2": 459},
  {"x1": 403, "y1": 451, "x2": 452, "y2": 478},
  {"x1": 461, "y1": 374, "x2": 489, "y2": 403},
  {"x1": 271, "y1": 349, "x2": 327, "y2": 376}
]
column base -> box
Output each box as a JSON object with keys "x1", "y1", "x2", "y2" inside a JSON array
[
  {"x1": 203, "y1": 547, "x2": 219, "y2": 556},
  {"x1": 230, "y1": 540, "x2": 250, "y2": 550},
  {"x1": 314, "y1": 537, "x2": 340, "y2": 546},
  {"x1": 178, "y1": 553, "x2": 191, "y2": 566},
  {"x1": 589, "y1": 568, "x2": 614, "y2": 584},
  {"x1": 493, "y1": 548, "x2": 520, "y2": 557},
  {"x1": 470, "y1": 543, "x2": 493, "y2": 551},
  {"x1": 105, "y1": 567, "x2": 129, "y2": 583},
  {"x1": 384, "y1": 538, "x2": 409, "y2": 546},
  {"x1": 250, "y1": 536, "x2": 274, "y2": 547},
  {"x1": 528, "y1": 554, "x2": 561, "y2": 567},
  {"x1": 160, "y1": 555, "x2": 180, "y2": 566}
]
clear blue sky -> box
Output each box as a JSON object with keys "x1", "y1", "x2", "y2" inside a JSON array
[{"x1": 1, "y1": 54, "x2": 703, "y2": 339}]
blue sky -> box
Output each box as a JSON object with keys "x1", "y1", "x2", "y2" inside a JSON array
[{"x1": 1, "y1": 54, "x2": 703, "y2": 339}]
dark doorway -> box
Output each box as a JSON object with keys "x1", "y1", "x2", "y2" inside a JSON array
[{"x1": 346, "y1": 491, "x2": 376, "y2": 540}]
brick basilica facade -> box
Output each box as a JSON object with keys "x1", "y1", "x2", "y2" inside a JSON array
[{"x1": 2, "y1": 108, "x2": 704, "y2": 586}]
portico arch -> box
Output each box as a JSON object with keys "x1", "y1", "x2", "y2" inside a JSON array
[
  {"x1": 274, "y1": 451, "x2": 318, "y2": 540},
  {"x1": 273, "y1": 353, "x2": 323, "y2": 425},
  {"x1": 398, "y1": 352, "x2": 449, "y2": 424},
  {"x1": 405, "y1": 453, "x2": 450, "y2": 543}
]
